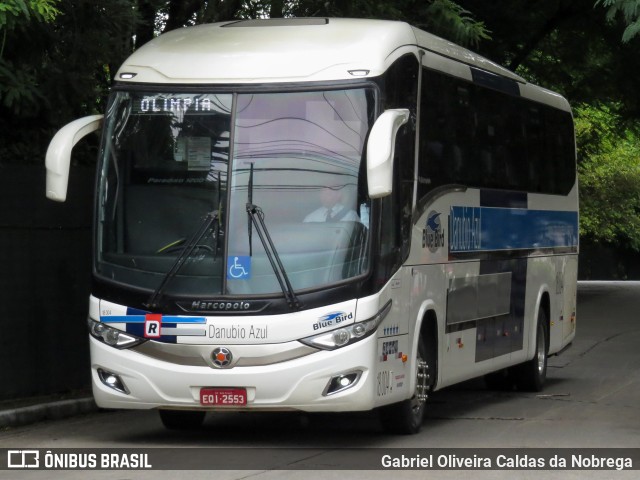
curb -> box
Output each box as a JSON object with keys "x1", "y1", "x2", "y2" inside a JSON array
[{"x1": 0, "y1": 397, "x2": 98, "y2": 429}]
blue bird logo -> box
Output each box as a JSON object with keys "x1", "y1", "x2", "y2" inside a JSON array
[
  {"x1": 427, "y1": 212, "x2": 441, "y2": 232},
  {"x1": 319, "y1": 312, "x2": 344, "y2": 322}
]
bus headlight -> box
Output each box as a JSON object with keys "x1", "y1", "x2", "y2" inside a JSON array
[
  {"x1": 300, "y1": 300, "x2": 391, "y2": 350},
  {"x1": 88, "y1": 319, "x2": 145, "y2": 349}
]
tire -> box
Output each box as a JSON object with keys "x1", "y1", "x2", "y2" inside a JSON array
[
  {"x1": 379, "y1": 335, "x2": 433, "y2": 434},
  {"x1": 158, "y1": 410, "x2": 206, "y2": 430},
  {"x1": 513, "y1": 308, "x2": 548, "y2": 392}
]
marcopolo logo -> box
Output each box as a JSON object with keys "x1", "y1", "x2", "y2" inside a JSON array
[
  {"x1": 422, "y1": 211, "x2": 445, "y2": 252},
  {"x1": 190, "y1": 300, "x2": 251, "y2": 311}
]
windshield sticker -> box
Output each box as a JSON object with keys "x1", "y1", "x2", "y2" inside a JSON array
[
  {"x1": 227, "y1": 255, "x2": 251, "y2": 279},
  {"x1": 188, "y1": 137, "x2": 211, "y2": 171},
  {"x1": 172, "y1": 137, "x2": 212, "y2": 171}
]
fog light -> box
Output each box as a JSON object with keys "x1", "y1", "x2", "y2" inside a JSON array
[
  {"x1": 97, "y1": 368, "x2": 129, "y2": 394},
  {"x1": 323, "y1": 370, "x2": 362, "y2": 396}
]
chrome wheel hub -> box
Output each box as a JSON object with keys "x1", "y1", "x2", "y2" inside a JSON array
[
  {"x1": 536, "y1": 329, "x2": 546, "y2": 374},
  {"x1": 415, "y1": 358, "x2": 429, "y2": 404}
]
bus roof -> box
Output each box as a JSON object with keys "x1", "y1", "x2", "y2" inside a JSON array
[{"x1": 116, "y1": 18, "x2": 525, "y2": 85}]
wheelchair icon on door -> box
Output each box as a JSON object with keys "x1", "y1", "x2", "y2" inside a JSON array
[{"x1": 228, "y1": 255, "x2": 251, "y2": 279}]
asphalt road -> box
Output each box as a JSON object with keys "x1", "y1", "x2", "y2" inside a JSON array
[{"x1": 1, "y1": 282, "x2": 638, "y2": 480}]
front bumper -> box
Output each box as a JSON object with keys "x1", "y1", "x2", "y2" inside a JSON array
[{"x1": 90, "y1": 333, "x2": 378, "y2": 412}]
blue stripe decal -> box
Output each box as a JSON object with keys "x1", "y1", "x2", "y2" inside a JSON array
[
  {"x1": 126, "y1": 307, "x2": 149, "y2": 316},
  {"x1": 449, "y1": 206, "x2": 578, "y2": 253},
  {"x1": 101, "y1": 315, "x2": 206, "y2": 324}
]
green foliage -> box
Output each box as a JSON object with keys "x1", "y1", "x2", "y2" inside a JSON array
[
  {"x1": 1, "y1": 0, "x2": 640, "y2": 258},
  {"x1": 576, "y1": 104, "x2": 640, "y2": 250},
  {"x1": 0, "y1": 61, "x2": 46, "y2": 115},
  {"x1": 0, "y1": 0, "x2": 492, "y2": 166},
  {"x1": 0, "y1": 0, "x2": 136, "y2": 165},
  {"x1": 0, "y1": 0, "x2": 60, "y2": 30},
  {"x1": 455, "y1": 1, "x2": 640, "y2": 118},
  {"x1": 597, "y1": 0, "x2": 640, "y2": 42},
  {"x1": 0, "y1": 0, "x2": 60, "y2": 139},
  {"x1": 290, "y1": 0, "x2": 490, "y2": 47},
  {"x1": 419, "y1": 0, "x2": 490, "y2": 48}
]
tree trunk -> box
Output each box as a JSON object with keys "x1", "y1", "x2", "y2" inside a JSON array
[
  {"x1": 270, "y1": 0, "x2": 285, "y2": 18},
  {"x1": 136, "y1": 0, "x2": 157, "y2": 48}
]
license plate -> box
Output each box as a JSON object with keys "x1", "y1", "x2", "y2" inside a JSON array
[{"x1": 200, "y1": 388, "x2": 247, "y2": 406}]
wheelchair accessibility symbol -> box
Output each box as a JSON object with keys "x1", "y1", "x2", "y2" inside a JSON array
[{"x1": 227, "y1": 255, "x2": 251, "y2": 279}]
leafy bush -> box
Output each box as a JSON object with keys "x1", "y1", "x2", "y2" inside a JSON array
[{"x1": 576, "y1": 103, "x2": 640, "y2": 250}]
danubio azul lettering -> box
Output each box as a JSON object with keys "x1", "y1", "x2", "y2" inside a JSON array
[
  {"x1": 208, "y1": 323, "x2": 268, "y2": 340},
  {"x1": 209, "y1": 324, "x2": 246, "y2": 339},
  {"x1": 449, "y1": 206, "x2": 481, "y2": 252}
]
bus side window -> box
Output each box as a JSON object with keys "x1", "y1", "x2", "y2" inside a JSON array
[{"x1": 418, "y1": 67, "x2": 575, "y2": 198}]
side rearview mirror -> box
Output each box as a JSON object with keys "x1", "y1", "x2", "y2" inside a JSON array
[
  {"x1": 366, "y1": 108, "x2": 409, "y2": 198},
  {"x1": 45, "y1": 114, "x2": 104, "y2": 202}
]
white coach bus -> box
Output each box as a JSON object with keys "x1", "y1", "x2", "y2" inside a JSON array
[{"x1": 45, "y1": 18, "x2": 578, "y2": 434}]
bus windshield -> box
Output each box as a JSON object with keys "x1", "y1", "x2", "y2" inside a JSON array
[{"x1": 96, "y1": 88, "x2": 375, "y2": 298}]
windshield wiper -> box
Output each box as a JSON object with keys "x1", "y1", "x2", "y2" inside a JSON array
[
  {"x1": 246, "y1": 164, "x2": 302, "y2": 310},
  {"x1": 145, "y1": 211, "x2": 218, "y2": 310},
  {"x1": 246, "y1": 203, "x2": 302, "y2": 310}
]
